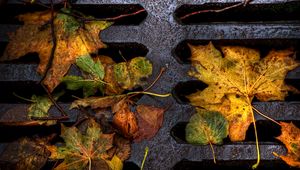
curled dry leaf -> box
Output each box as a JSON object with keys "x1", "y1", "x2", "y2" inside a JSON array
[
  {"x1": 47, "y1": 119, "x2": 117, "y2": 170},
  {"x1": 0, "y1": 138, "x2": 50, "y2": 170},
  {"x1": 134, "y1": 104, "x2": 165, "y2": 142},
  {"x1": 112, "y1": 99, "x2": 138, "y2": 139},
  {"x1": 187, "y1": 42, "x2": 299, "y2": 141},
  {"x1": 275, "y1": 122, "x2": 300, "y2": 168},
  {"x1": 1, "y1": 10, "x2": 111, "y2": 92}
]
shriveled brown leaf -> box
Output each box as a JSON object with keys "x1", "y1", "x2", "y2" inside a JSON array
[
  {"x1": 0, "y1": 138, "x2": 50, "y2": 170},
  {"x1": 134, "y1": 105, "x2": 164, "y2": 142},
  {"x1": 70, "y1": 94, "x2": 126, "y2": 109},
  {"x1": 1, "y1": 10, "x2": 111, "y2": 92},
  {"x1": 112, "y1": 99, "x2": 138, "y2": 138},
  {"x1": 275, "y1": 122, "x2": 300, "y2": 168}
]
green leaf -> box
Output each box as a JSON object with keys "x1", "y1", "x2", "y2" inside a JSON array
[
  {"x1": 62, "y1": 75, "x2": 103, "y2": 97},
  {"x1": 186, "y1": 109, "x2": 229, "y2": 145},
  {"x1": 28, "y1": 91, "x2": 64, "y2": 118},
  {"x1": 76, "y1": 55, "x2": 105, "y2": 80},
  {"x1": 114, "y1": 57, "x2": 152, "y2": 90}
]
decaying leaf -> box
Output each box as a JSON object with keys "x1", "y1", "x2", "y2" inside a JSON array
[
  {"x1": 28, "y1": 91, "x2": 64, "y2": 118},
  {"x1": 187, "y1": 42, "x2": 299, "y2": 141},
  {"x1": 134, "y1": 104, "x2": 165, "y2": 142},
  {"x1": 1, "y1": 9, "x2": 112, "y2": 92},
  {"x1": 0, "y1": 137, "x2": 50, "y2": 170},
  {"x1": 70, "y1": 94, "x2": 126, "y2": 109},
  {"x1": 275, "y1": 122, "x2": 300, "y2": 168},
  {"x1": 112, "y1": 99, "x2": 139, "y2": 139},
  {"x1": 186, "y1": 109, "x2": 228, "y2": 145},
  {"x1": 114, "y1": 57, "x2": 152, "y2": 90},
  {"x1": 48, "y1": 119, "x2": 117, "y2": 170}
]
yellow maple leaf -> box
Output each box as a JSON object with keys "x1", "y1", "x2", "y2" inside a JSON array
[
  {"x1": 188, "y1": 42, "x2": 299, "y2": 141},
  {"x1": 1, "y1": 10, "x2": 112, "y2": 92}
]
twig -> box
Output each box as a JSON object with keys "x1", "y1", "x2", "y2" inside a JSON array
[
  {"x1": 83, "y1": 9, "x2": 146, "y2": 22},
  {"x1": 72, "y1": 117, "x2": 88, "y2": 127},
  {"x1": 128, "y1": 67, "x2": 166, "y2": 99},
  {"x1": 39, "y1": 0, "x2": 57, "y2": 84},
  {"x1": 30, "y1": 115, "x2": 69, "y2": 120},
  {"x1": 180, "y1": 0, "x2": 252, "y2": 20},
  {"x1": 41, "y1": 84, "x2": 68, "y2": 117}
]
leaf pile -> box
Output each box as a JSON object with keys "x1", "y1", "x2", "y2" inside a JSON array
[{"x1": 187, "y1": 42, "x2": 299, "y2": 141}]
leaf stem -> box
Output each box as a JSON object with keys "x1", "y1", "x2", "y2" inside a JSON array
[
  {"x1": 140, "y1": 146, "x2": 149, "y2": 170},
  {"x1": 13, "y1": 92, "x2": 35, "y2": 103},
  {"x1": 252, "y1": 106, "x2": 280, "y2": 126},
  {"x1": 247, "y1": 98, "x2": 260, "y2": 169},
  {"x1": 127, "y1": 91, "x2": 171, "y2": 98},
  {"x1": 88, "y1": 157, "x2": 92, "y2": 170},
  {"x1": 209, "y1": 141, "x2": 217, "y2": 164}
]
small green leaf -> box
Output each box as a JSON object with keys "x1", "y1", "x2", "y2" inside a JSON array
[
  {"x1": 57, "y1": 12, "x2": 80, "y2": 34},
  {"x1": 76, "y1": 55, "x2": 105, "y2": 80},
  {"x1": 28, "y1": 91, "x2": 64, "y2": 118},
  {"x1": 186, "y1": 109, "x2": 229, "y2": 145},
  {"x1": 62, "y1": 75, "x2": 103, "y2": 97},
  {"x1": 114, "y1": 57, "x2": 152, "y2": 90}
]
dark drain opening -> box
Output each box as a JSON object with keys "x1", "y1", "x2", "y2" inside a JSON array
[
  {"x1": 170, "y1": 120, "x2": 300, "y2": 144},
  {"x1": 0, "y1": 3, "x2": 147, "y2": 25},
  {"x1": 173, "y1": 159, "x2": 298, "y2": 170},
  {"x1": 174, "y1": 39, "x2": 300, "y2": 64},
  {"x1": 174, "y1": 2, "x2": 300, "y2": 24}
]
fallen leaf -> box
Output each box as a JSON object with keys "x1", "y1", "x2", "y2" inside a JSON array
[
  {"x1": 48, "y1": 119, "x2": 115, "y2": 170},
  {"x1": 185, "y1": 109, "x2": 229, "y2": 145},
  {"x1": 187, "y1": 42, "x2": 299, "y2": 141},
  {"x1": 70, "y1": 94, "x2": 126, "y2": 109},
  {"x1": 134, "y1": 104, "x2": 165, "y2": 142},
  {"x1": 1, "y1": 9, "x2": 112, "y2": 92},
  {"x1": 275, "y1": 122, "x2": 300, "y2": 168},
  {"x1": 112, "y1": 135, "x2": 131, "y2": 161},
  {"x1": 105, "y1": 155, "x2": 123, "y2": 170},
  {"x1": 114, "y1": 57, "x2": 152, "y2": 90},
  {"x1": 112, "y1": 99, "x2": 138, "y2": 138},
  {"x1": 0, "y1": 138, "x2": 50, "y2": 170}
]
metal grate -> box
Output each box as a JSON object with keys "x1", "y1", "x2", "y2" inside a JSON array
[{"x1": 0, "y1": 0, "x2": 300, "y2": 169}]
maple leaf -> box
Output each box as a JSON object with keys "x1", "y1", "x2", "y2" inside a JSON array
[
  {"x1": 1, "y1": 10, "x2": 112, "y2": 92},
  {"x1": 187, "y1": 42, "x2": 299, "y2": 141},
  {"x1": 275, "y1": 122, "x2": 300, "y2": 168},
  {"x1": 47, "y1": 119, "x2": 118, "y2": 170},
  {"x1": 134, "y1": 104, "x2": 165, "y2": 142}
]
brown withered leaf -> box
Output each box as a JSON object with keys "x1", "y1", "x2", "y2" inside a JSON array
[
  {"x1": 275, "y1": 122, "x2": 300, "y2": 168},
  {"x1": 187, "y1": 42, "x2": 299, "y2": 141},
  {"x1": 112, "y1": 99, "x2": 138, "y2": 139},
  {"x1": 134, "y1": 105, "x2": 165, "y2": 142},
  {"x1": 0, "y1": 137, "x2": 50, "y2": 170},
  {"x1": 1, "y1": 10, "x2": 111, "y2": 92}
]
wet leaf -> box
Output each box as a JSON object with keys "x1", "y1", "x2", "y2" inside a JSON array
[
  {"x1": 114, "y1": 57, "x2": 152, "y2": 90},
  {"x1": 187, "y1": 42, "x2": 299, "y2": 141},
  {"x1": 76, "y1": 55, "x2": 105, "y2": 80},
  {"x1": 275, "y1": 122, "x2": 300, "y2": 168},
  {"x1": 70, "y1": 94, "x2": 126, "y2": 109},
  {"x1": 134, "y1": 105, "x2": 165, "y2": 142},
  {"x1": 0, "y1": 138, "x2": 50, "y2": 170},
  {"x1": 1, "y1": 10, "x2": 112, "y2": 92},
  {"x1": 112, "y1": 99, "x2": 138, "y2": 138},
  {"x1": 28, "y1": 91, "x2": 64, "y2": 118},
  {"x1": 48, "y1": 119, "x2": 115, "y2": 170},
  {"x1": 186, "y1": 109, "x2": 228, "y2": 145}
]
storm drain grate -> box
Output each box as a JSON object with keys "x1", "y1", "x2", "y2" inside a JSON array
[{"x1": 0, "y1": 0, "x2": 300, "y2": 169}]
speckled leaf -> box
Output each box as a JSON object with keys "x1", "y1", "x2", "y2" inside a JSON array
[
  {"x1": 75, "y1": 55, "x2": 105, "y2": 80},
  {"x1": 186, "y1": 109, "x2": 228, "y2": 145},
  {"x1": 1, "y1": 10, "x2": 112, "y2": 92},
  {"x1": 114, "y1": 57, "x2": 152, "y2": 90}
]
